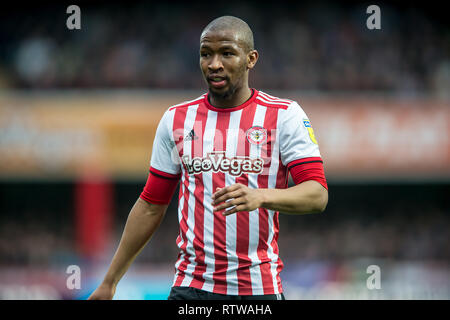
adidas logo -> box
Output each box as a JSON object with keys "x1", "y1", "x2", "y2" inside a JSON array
[{"x1": 184, "y1": 129, "x2": 199, "y2": 141}]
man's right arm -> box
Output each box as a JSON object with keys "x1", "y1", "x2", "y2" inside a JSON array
[{"x1": 88, "y1": 198, "x2": 168, "y2": 300}]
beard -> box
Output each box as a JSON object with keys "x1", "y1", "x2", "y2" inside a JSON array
[{"x1": 208, "y1": 82, "x2": 238, "y2": 101}]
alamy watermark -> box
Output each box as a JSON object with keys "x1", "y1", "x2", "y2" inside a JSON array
[
  {"x1": 66, "y1": 5, "x2": 81, "y2": 30},
  {"x1": 66, "y1": 265, "x2": 81, "y2": 290},
  {"x1": 366, "y1": 5, "x2": 381, "y2": 30},
  {"x1": 366, "y1": 265, "x2": 381, "y2": 290}
]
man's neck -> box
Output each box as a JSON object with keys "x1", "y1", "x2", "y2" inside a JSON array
[{"x1": 209, "y1": 86, "x2": 252, "y2": 109}]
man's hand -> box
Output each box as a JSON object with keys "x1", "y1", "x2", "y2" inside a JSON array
[
  {"x1": 212, "y1": 180, "x2": 328, "y2": 216},
  {"x1": 212, "y1": 183, "x2": 264, "y2": 216},
  {"x1": 88, "y1": 282, "x2": 116, "y2": 300}
]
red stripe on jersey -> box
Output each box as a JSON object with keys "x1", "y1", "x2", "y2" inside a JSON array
[
  {"x1": 234, "y1": 103, "x2": 258, "y2": 295},
  {"x1": 189, "y1": 106, "x2": 208, "y2": 288},
  {"x1": 272, "y1": 114, "x2": 287, "y2": 293},
  {"x1": 269, "y1": 208, "x2": 283, "y2": 293},
  {"x1": 172, "y1": 106, "x2": 190, "y2": 287},
  {"x1": 256, "y1": 106, "x2": 279, "y2": 294},
  {"x1": 212, "y1": 111, "x2": 231, "y2": 293},
  {"x1": 257, "y1": 95, "x2": 291, "y2": 106},
  {"x1": 276, "y1": 159, "x2": 289, "y2": 189},
  {"x1": 255, "y1": 98, "x2": 289, "y2": 110},
  {"x1": 258, "y1": 91, "x2": 293, "y2": 104}
]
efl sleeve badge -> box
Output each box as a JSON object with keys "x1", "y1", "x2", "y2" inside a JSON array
[{"x1": 303, "y1": 119, "x2": 318, "y2": 145}]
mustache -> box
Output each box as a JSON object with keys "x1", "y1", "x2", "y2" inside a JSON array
[{"x1": 207, "y1": 75, "x2": 228, "y2": 81}]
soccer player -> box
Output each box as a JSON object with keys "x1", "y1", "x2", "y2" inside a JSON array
[{"x1": 88, "y1": 16, "x2": 328, "y2": 300}]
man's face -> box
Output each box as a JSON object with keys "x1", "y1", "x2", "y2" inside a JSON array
[{"x1": 199, "y1": 29, "x2": 251, "y2": 100}]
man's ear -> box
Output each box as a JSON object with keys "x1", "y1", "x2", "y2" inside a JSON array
[{"x1": 247, "y1": 50, "x2": 259, "y2": 69}]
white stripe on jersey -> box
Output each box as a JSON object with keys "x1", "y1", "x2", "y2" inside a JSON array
[
  {"x1": 199, "y1": 110, "x2": 218, "y2": 292},
  {"x1": 179, "y1": 104, "x2": 200, "y2": 287},
  {"x1": 172, "y1": 105, "x2": 185, "y2": 287},
  {"x1": 224, "y1": 109, "x2": 243, "y2": 295}
]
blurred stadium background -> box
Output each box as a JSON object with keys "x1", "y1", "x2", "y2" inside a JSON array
[{"x1": 0, "y1": 1, "x2": 448, "y2": 299}]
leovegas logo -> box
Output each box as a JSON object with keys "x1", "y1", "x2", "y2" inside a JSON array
[{"x1": 182, "y1": 151, "x2": 264, "y2": 176}]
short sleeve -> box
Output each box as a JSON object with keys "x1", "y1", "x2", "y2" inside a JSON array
[
  {"x1": 279, "y1": 101, "x2": 322, "y2": 166},
  {"x1": 150, "y1": 109, "x2": 181, "y2": 175}
]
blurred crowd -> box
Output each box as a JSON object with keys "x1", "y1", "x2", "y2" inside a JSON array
[
  {"x1": 0, "y1": 214, "x2": 76, "y2": 267},
  {"x1": 0, "y1": 2, "x2": 448, "y2": 96},
  {"x1": 278, "y1": 206, "x2": 450, "y2": 263}
]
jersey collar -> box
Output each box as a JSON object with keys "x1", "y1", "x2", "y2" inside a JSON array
[{"x1": 204, "y1": 89, "x2": 258, "y2": 112}]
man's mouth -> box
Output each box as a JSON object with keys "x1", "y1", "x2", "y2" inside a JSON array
[{"x1": 208, "y1": 76, "x2": 227, "y2": 89}]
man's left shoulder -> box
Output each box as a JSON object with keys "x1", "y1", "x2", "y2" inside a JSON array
[{"x1": 256, "y1": 90, "x2": 297, "y2": 110}]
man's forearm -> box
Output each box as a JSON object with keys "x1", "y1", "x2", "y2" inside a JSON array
[
  {"x1": 260, "y1": 180, "x2": 328, "y2": 214},
  {"x1": 102, "y1": 198, "x2": 168, "y2": 286}
]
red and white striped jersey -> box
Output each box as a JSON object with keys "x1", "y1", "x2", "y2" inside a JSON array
[{"x1": 150, "y1": 89, "x2": 322, "y2": 295}]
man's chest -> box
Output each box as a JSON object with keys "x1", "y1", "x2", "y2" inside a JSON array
[{"x1": 174, "y1": 123, "x2": 277, "y2": 177}]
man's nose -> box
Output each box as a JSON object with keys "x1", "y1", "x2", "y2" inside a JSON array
[{"x1": 208, "y1": 54, "x2": 223, "y2": 71}]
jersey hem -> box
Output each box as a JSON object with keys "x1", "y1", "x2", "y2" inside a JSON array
[{"x1": 171, "y1": 283, "x2": 283, "y2": 296}]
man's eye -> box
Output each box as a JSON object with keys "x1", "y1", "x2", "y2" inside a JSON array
[
  {"x1": 223, "y1": 52, "x2": 234, "y2": 56},
  {"x1": 200, "y1": 52, "x2": 210, "y2": 57}
]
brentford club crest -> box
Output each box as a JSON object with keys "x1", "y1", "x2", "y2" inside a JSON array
[{"x1": 246, "y1": 126, "x2": 267, "y2": 145}]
